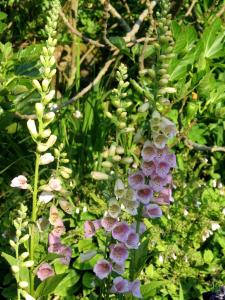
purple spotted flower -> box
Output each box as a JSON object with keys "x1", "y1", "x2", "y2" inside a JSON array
[
  {"x1": 154, "y1": 160, "x2": 170, "y2": 178},
  {"x1": 141, "y1": 160, "x2": 156, "y2": 176},
  {"x1": 144, "y1": 204, "x2": 162, "y2": 218},
  {"x1": 165, "y1": 153, "x2": 177, "y2": 168},
  {"x1": 131, "y1": 222, "x2": 146, "y2": 235},
  {"x1": 130, "y1": 279, "x2": 142, "y2": 298},
  {"x1": 84, "y1": 220, "x2": 100, "y2": 238},
  {"x1": 112, "y1": 222, "x2": 130, "y2": 243},
  {"x1": 141, "y1": 141, "x2": 156, "y2": 162},
  {"x1": 153, "y1": 188, "x2": 173, "y2": 205},
  {"x1": 52, "y1": 218, "x2": 65, "y2": 237},
  {"x1": 59, "y1": 245, "x2": 72, "y2": 265},
  {"x1": 111, "y1": 277, "x2": 130, "y2": 294},
  {"x1": 110, "y1": 243, "x2": 129, "y2": 264},
  {"x1": 150, "y1": 173, "x2": 168, "y2": 192},
  {"x1": 37, "y1": 263, "x2": 55, "y2": 281},
  {"x1": 93, "y1": 259, "x2": 112, "y2": 279},
  {"x1": 112, "y1": 263, "x2": 125, "y2": 275},
  {"x1": 125, "y1": 231, "x2": 139, "y2": 249},
  {"x1": 101, "y1": 216, "x2": 118, "y2": 232},
  {"x1": 135, "y1": 184, "x2": 153, "y2": 204},
  {"x1": 128, "y1": 171, "x2": 145, "y2": 190}
]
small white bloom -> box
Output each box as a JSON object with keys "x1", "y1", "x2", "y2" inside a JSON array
[
  {"x1": 27, "y1": 119, "x2": 38, "y2": 138},
  {"x1": 83, "y1": 206, "x2": 87, "y2": 213},
  {"x1": 49, "y1": 177, "x2": 62, "y2": 191},
  {"x1": 114, "y1": 179, "x2": 125, "y2": 198},
  {"x1": 74, "y1": 110, "x2": 82, "y2": 119},
  {"x1": 159, "y1": 254, "x2": 164, "y2": 263},
  {"x1": 75, "y1": 208, "x2": 80, "y2": 214},
  {"x1": 10, "y1": 175, "x2": 28, "y2": 189},
  {"x1": 39, "y1": 153, "x2": 54, "y2": 165},
  {"x1": 218, "y1": 182, "x2": 223, "y2": 189},
  {"x1": 222, "y1": 208, "x2": 225, "y2": 215},
  {"x1": 211, "y1": 222, "x2": 220, "y2": 231},
  {"x1": 212, "y1": 179, "x2": 217, "y2": 188},
  {"x1": 172, "y1": 253, "x2": 177, "y2": 260},
  {"x1": 183, "y1": 209, "x2": 189, "y2": 216},
  {"x1": 39, "y1": 192, "x2": 54, "y2": 203}
]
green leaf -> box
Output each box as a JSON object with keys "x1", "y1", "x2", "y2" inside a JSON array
[
  {"x1": 2, "y1": 252, "x2": 17, "y2": 266},
  {"x1": 188, "y1": 124, "x2": 208, "y2": 144},
  {"x1": 179, "y1": 283, "x2": 184, "y2": 300},
  {"x1": 35, "y1": 273, "x2": 67, "y2": 297},
  {"x1": 132, "y1": 239, "x2": 149, "y2": 276},
  {"x1": 109, "y1": 36, "x2": 130, "y2": 55},
  {"x1": 141, "y1": 281, "x2": 164, "y2": 298},
  {"x1": 203, "y1": 249, "x2": 214, "y2": 264},
  {"x1": 82, "y1": 272, "x2": 96, "y2": 289},
  {"x1": 54, "y1": 270, "x2": 80, "y2": 296}
]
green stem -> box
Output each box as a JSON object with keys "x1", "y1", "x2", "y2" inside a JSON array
[
  {"x1": 15, "y1": 243, "x2": 21, "y2": 300},
  {"x1": 29, "y1": 152, "x2": 40, "y2": 295}
]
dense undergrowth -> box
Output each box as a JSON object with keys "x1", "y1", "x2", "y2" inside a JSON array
[{"x1": 0, "y1": 0, "x2": 225, "y2": 299}]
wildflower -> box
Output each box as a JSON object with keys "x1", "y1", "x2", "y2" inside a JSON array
[
  {"x1": 150, "y1": 173, "x2": 168, "y2": 192},
  {"x1": 59, "y1": 245, "x2": 72, "y2": 265},
  {"x1": 52, "y1": 218, "x2": 65, "y2": 237},
  {"x1": 114, "y1": 179, "x2": 125, "y2": 198},
  {"x1": 160, "y1": 117, "x2": 176, "y2": 138},
  {"x1": 39, "y1": 191, "x2": 54, "y2": 203},
  {"x1": 109, "y1": 243, "x2": 129, "y2": 264},
  {"x1": 49, "y1": 205, "x2": 60, "y2": 225},
  {"x1": 101, "y1": 216, "x2": 118, "y2": 232},
  {"x1": 141, "y1": 141, "x2": 156, "y2": 162},
  {"x1": 211, "y1": 222, "x2": 220, "y2": 231},
  {"x1": 10, "y1": 175, "x2": 28, "y2": 189},
  {"x1": 154, "y1": 160, "x2": 170, "y2": 178},
  {"x1": 49, "y1": 177, "x2": 62, "y2": 191},
  {"x1": 152, "y1": 133, "x2": 167, "y2": 149},
  {"x1": 112, "y1": 263, "x2": 125, "y2": 275},
  {"x1": 112, "y1": 222, "x2": 130, "y2": 243},
  {"x1": 59, "y1": 199, "x2": 74, "y2": 214},
  {"x1": 153, "y1": 188, "x2": 173, "y2": 205},
  {"x1": 37, "y1": 263, "x2": 55, "y2": 281},
  {"x1": 27, "y1": 119, "x2": 38, "y2": 138},
  {"x1": 108, "y1": 198, "x2": 121, "y2": 218},
  {"x1": 130, "y1": 279, "x2": 142, "y2": 298},
  {"x1": 125, "y1": 231, "x2": 139, "y2": 249},
  {"x1": 128, "y1": 172, "x2": 145, "y2": 190},
  {"x1": 135, "y1": 184, "x2": 153, "y2": 205},
  {"x1": 122, "y1": 199, "x2": 139, "y2": 215},
  {"x1": 84, "y1": 220, "x2": 96, "y2": 238},
  {"x1": 39, "y1": 153, "x2": 54, "y2": 165},
  {"x1": 131, "y1": 222, "x2": 146, "y2": 235},
  {"x1": 141, "y1": 160, "x2": 156, "y2": 176},
  {"x1": 93, "y1": 259, "x2": 112, "y2": 279},
  {"x1": 111, "y1": 277, "x2": 129, "y2": 294},
  {"x1": 144, "y1": 204, "x2": 162, "y2": 218}
]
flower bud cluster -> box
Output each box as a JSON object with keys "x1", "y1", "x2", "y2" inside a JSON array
[
  {"x1": 103, "y1": 63, "x2": 135, "y2": 133},
  {"x1": 9, "y1": 204, "x2": 34, "y2": 295}
]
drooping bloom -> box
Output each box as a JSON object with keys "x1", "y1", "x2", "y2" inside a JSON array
[
  {"x1": 48, "y1": 177, "x2": 62, "y2": 192},
  {"x1": 141, "y1": 160, "x2": 156, "y2": 176},
  {"x1": 135, "y1": 184, "x2": 153, "y2": 204},
  {"x1": 59, "y1": 199, "x2": 74, "y2": 214},
  {"x1": 93, "y1": 259, "x2": 112, "y2": 279},
  {"x1": 101, "y1": 216, "x2": 118, "y2": 232},
  {"x1": 108, "y1": 198, "x2": 121, "y2": 218},
  {"x1": 128, "y1": 171, "x2": 145, "y2": 190},
  {"x1": 154, "y1": 160, "x2": 170, "y2": 178},
  {"x1": 144, "y1": 204, "x2": 162, "y2": 218},
  {"x1": 59, "y1": 245, "x2": 72, "y2": 265},
  {"x1": 10, "y1": 175, "x2": 28, "y2": 189},
  {"x1": 153, "y1": 188, "x2": 173, "y2": 205},
  {"x1": 150, "y1": 173, "x2": 168, "y2": 192},
  {"x1": 49, "y1": 205, "x2": 60, "y2": 225},
  {"x1": 131, "y1": 222, "x2": 146, "y2": 235},
  {"x1": 110, "y1": 277, "x2": 129, "y2": 294},
  {"x1": 112, "y1": 222, "x2": 130, "y2": 243},
  {"x1": 52, "y1": 218, "x2": 65, "y2": 237},
  {"x1": 37, "y1": 263, "x2": 55, "y2": 281},
  {"x1": 39, "y1": 192, "x2": 54, "y2": 204},
  {"x1": 125, "y1": 231, "x2": 139, "y2": 249},
  {"x1": 152, "y1": 133, "x2": 167, "y2": 149},
  {"x1": 130, "y1": 279, "x2": 142, "y2": 298},
  {"x1": 122, "y1": 199, "x2": 139, "y2": 216},
  {"x1": 84, "y1": 220, "x2": 97, "y2": 238},
  {"x1": 112, "y1": 263, "x2": 125, "y2": 275},
  {"x1": 141, "y1": 141, "x2": 156, "y2": 162},
  {"x1": 109, "y1": 243, "x2": 129, "y2": 264},
  {"x1": 39, "y1": 153, "x2": 54, "y2": 165},
  {"x1": 114, "y1": 179, "x2": 125, "y2": 198}
]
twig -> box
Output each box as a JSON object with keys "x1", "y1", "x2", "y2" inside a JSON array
[
  {"x1": 124, "y1": 8, "x2": 150, "y2": 42},
  {"x1": 59, "y1": 10, "x2": 105, "y2": 48},
  {"x1": 185, "y1": 0, "x2": 198, "y2": 17},
  {"x1": 184, "y1": 138, "x2": 225, "y2": 153},
  {"x1": 100, "y1": 0, "x2": 131, "y2": 32}
]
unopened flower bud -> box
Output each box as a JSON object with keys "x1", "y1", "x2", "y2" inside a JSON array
[
  {"x1": 20, "y1": 252, "x2": 29, "y2": 259},
  {"x1": 23, "y1": 260, "x2": 34, "y2": 267},
  {"x1": 116, "y1": 146, "x2": 124, "y2": 155},
  {"x1": 46, "y1": 135, "x2": 57, "y2": 148},
  {"x1": 120, "y1": 157, "x2": 133, "y2": 164},
  {"x1": 138, "y1": 102, "x2": 149, "y2": 113},
  {"x1": 9, "y1": 240, "x2": 16, "y2": 248},
  {"x1": 43, "y1": 112, "x2": 55, "y2": 123},
  {"x1": 44, "y1": 90, "x2": 55, "y2": 103},
  {"x1": 42, "y1": 79, "x2": 50, "y2": 92},
  {"x1": 32, "y1": 79, "x2": 42, "y2": 92},
  {"x1": 112, "y1": 155, "x2": 121, "y2": 162},
  {"x1": 91, "y1": 171, "x2": 109, "y2": 180},
  {"x1": 60, "y1": 170, "x2": 70, "y2": 179},
  {"x1": 11, "y1": 265, "x2": 20, "y2": 273},
  {"x1": 13, "y1": 220, "x2": 19, "y2": 229},
  {"x1": 35, "y1": 103, "x2": 44, "y2": 119},
  {"x1": 40, "y1": 128, "x2": 51, "y2": 138},
  {"x1": 16, "y1": 229, "x2": 22, "y2": 237},
  {"x1": 27, "y1": 119, "x2": 38, "y2": 138},
  {"x1": 109, "y1": 144, "x2": 117, "y2": 157},
  {"x1": 102, "y1": 161, "x2": 113, "y2": 168},
  {"x1": 118, "y1": 122, "x2": 126, "y2": 129},
  {"x1": 105, "y1": 112, "x2": 113, "y2": 119},
  {"x1": 20, "y1": 234, "x2": 30, "y2": 243},
  {"x1": 37, "y1": 143, "x2": 49, "y2": 152},
  {"x1": 19, "y1": 281, "x2": 29, "y2": 288}
]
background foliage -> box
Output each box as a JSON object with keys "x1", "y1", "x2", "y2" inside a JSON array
[{"x1": 0, "y1": 0, "x2": 225, "y2": 299}]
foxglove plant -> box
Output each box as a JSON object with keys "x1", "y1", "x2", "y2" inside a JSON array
[{"x1": 6, "y1": 0, "x2": 73, "y2": 298}]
